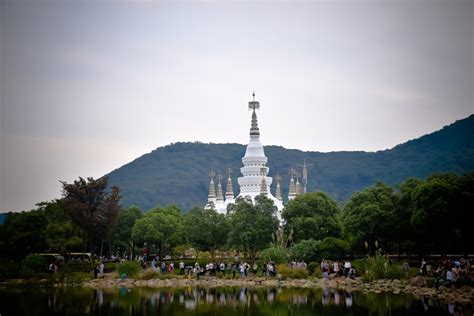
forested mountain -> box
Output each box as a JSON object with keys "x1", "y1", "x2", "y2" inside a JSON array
[{"x1": 107, "y1": 114, "x2": 474, "y2": 211}]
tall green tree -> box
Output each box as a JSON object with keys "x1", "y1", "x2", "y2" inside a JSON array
[
  {"x1": 40, "y1": 201, "x2": 85, "y2": 254},
  {"x1": 342, "y1": 182, "x2": 399, "y2": 255},
  {"x1": 1, "y1": 209, "x2": 48, "y2": 259},
  {"x1": 131, "y1": 205, "x2": 184, "y2": 258},
  {"x1": 185, "y1": 207, "x2": 229, "y2": 255},
  {"x1": 60, "y1": 177, "x2": 122, "y2": 255},
  {"x1": 227, "y1": 195, "x2": 279, "y2": 259},
  {"x1": 111, "y1": 206, "x2": 142, "y2": 258},
  {"x1": 282, "y1": 192, "x2": 341, "y2": 243},
  {"x1": 410, "y1": 173, "x2": 473, "y2": 254},
  {"x1": 392, "y1": 178, "x2": 421, "y2": 255}
]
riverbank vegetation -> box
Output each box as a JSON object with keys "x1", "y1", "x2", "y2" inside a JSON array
[{"x1": 0, "y1": 172, "x2": 472, "y2": 282}]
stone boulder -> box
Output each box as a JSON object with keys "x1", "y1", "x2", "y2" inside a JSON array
[{"x1": 410, "y1": 276, "x2": 426, "y2": 287}]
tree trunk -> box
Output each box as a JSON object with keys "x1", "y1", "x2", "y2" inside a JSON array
[
  {"x1": 90, "y1": 238, "x2": 94, "y2": 258},
  {"x1": 108, "y1": 238, "x2": 112, "y2": 257},
  {"x1": 398, "y1": 240, "x2": 401, "y2": 259},
  {"x1": 100, "y1": 240, "x2": 104, "y2": 258},
  {"x1": 159, "y1": 241, "x2": 163, "y2": 260}
]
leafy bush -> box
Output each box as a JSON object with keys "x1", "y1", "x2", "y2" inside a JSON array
[
  {"x1": 306, "y1": 262, "x2": 319, "y2": 275},
  {"x1": 408, "y1": 267, "x2": 419, "y2": 278},
  {"x1": 312, "y1": 268, "x2": 322, "y2": 279},
  {"x1": 425, "y1": 277, "x2": 435, "y2": 288},
  {"x1": 289, "y1": 238, "x2": 350, "y2": 263},
  {"x1": 276, "y1": 264, "x2": 309, "y2": 280},
  {"x1": 0, "y1": 260, "x2": 21, "y2": 279},
  {"x1": 116, "y1": 261, "x2": 141, "y2": 278},
  {"x1": 361, "y1": 255, "x2": 407, "y2": 282},
  {"x1": 21, "y1": 254, "x2": 48, "y2": 277},
  {"x1": 385, "y1": 263, "x2": 406, "y2": 279},
  {"x1": 258, "y1": 246, "x2": 288, "y2": 265},
  {"x1": 290, "y1": 239, "x2": 321, "y2": 262},
  {"x1": 138, "y1": 269, "x2": 161, "y2": 280},
  {"x1": 318, "y1": 237, "x2": 350, "y2": 260},
  {"x1": 351, "y1": 259, "x2": 367, "y2": 275},
  {"x1": 63, "y1": 271, "x2": 92, "y2": 284}
]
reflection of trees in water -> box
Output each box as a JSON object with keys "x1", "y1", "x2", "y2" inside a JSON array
[{"x1": 1, "y1": 286, "x2": 470, "y2": 315}]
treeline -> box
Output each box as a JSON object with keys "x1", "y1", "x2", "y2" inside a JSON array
[{"x1": 0, "y1": 172, "x2": 472, "y2": 263}]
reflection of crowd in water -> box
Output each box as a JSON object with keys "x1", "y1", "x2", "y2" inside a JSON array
[
  {"x1": 420, "y1": 295, "x2": 466, "y2": 316},
  {"x1": 148, "y1": 287, "x2": 279, "y2": 310},
  {"x1": 321, "y1": 288, "x2": 354, "y2": 307},
  {"x1": 40, "y1": 286, "x2": 469, "y2": 316},
  {"x1": 132, "y1": 287, "x2": 357, "y2": 310}
]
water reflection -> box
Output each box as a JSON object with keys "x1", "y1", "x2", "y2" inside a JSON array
[{"x1": 0, "y1": 286, "x2": 471, "y2": 316}]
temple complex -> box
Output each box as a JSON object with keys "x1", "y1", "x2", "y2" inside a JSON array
[{"x1": 205, "y1": 93, "x2": 307, "y2": 215}]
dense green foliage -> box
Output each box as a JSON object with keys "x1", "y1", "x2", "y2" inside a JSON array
[
  {"x1": 111, "y1": 206, "x2": 142, "y2": 257},
  {"x1": 41, "y1": 202, "x2": 85, "y2": 254},
  {"x1": 276, "y1": 264, "x2": 309, "y2": 279},
  {"x1": 342, "y1": 183, "x2": 399, "y2": 255},
  {"x1": 1, "y1": 171, "x2": 473, "y2": 277},
  {"x1": 107, "y1": 115, "x2": 474, "y2": 211},
  {"x1": 1, "y1": 209, "x2": 48, "y2": 259},
  {"x1": 358, "y1": 256, "x2": 407, "y2": 282},
  {"x1": 20, "y1": 254, "x2": 48, "y2": 277},
  {"x1": 185, "y1": 207, "x2": 229, "y2": 254},
  {"x1": 289, "y1": 239, "x2": 321, "y2": 262},
  {"x1": 61, "y1": 177, "x2": 122, "y2": 254},
  {"x1": 258, "y1": 246, "x2": 289, "y2": 265},
  {"x1": 131, "y1": 205, "x2": 185, "y2": 257},
  {"x1": 283, "y1": 192, "x2": 341, "y2": 242},
  {"x1": 289, "y1": 237, "x2": 350, "y2": 262},
  {"x1": 0, "y1": 201, "x2": 86, "y2": 260},
  {"x1": 116, "y1": 261, "x2": 141, "y2": 278},
  {"x1": 227, "y1": 196, "x2": 279, "y2": 258},
  {"x1": 409, "y1": 173, "x2": 473, "y2": 254}
]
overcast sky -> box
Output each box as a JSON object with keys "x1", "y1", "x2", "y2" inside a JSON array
[{"x1": 1, "y1": 0, "x2": 473, "y2": 212}]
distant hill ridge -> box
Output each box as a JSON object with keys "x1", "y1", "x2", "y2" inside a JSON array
[{"x1": 107, "y1": 114, "x2": 474, "y2": 211}]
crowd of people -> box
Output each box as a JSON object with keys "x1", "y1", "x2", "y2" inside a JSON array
[
  {"x1": 147, "y1": 259, "x2": 280, "y2": 279},
  {"x1": 320, "y1": 259, "x2": 357, "y2": 279},
  {"x1": 418, "y1": 257, "x2": 472, "y2": 289},
  {"x1": 93, "y1": 252, "x2": 474, "y2": 290}
]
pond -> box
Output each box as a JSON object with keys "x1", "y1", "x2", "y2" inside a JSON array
[{"x1": 0, "y1": 286, "x2": 470, "y2": 315}]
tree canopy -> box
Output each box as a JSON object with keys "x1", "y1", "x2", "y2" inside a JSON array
[
  {"x1": 342, "y1": 182, "x2": 399, "y2": 255},
  {"x1": 282, "y1": 192, "x2": 341, "y2": 243},
  {"x1": 184, "y1": 207, "x2": 229, "y2": 253},
  {"x1": 131, "y1": 205, "x2": 185, "y2": 257},
  {"x1": 227, "y1": 195, "x2": 279, "y2": 258},
  {"x1": 60, "y1": 176, "x2": 122, "y2": 254}
]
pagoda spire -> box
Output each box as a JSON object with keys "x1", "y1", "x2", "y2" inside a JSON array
[
  {"x1": 248, "y1": 92, "x2": 260, "y2": 139},
  {"x1": 295, "y1": 172, "x2": 301, "y2": 196},
  {"x1": 225, "y1": 167, "x2": 234, "y2": 200},
  {"x1": 208, "y1": 171, "x2": 216, "y2": 201},
  {"x1": 288, "y1": 168, "x2": 296, "y2": 200},
  {"x1": 297, "y1": 159, "x2": 313, "y2": 193},
  {"x1": 260, "y1": 167, "x2": 268, "y2": 196},
  {"x1": 216, "y1": 173, "x2": 224, "y2": 202},
  {"x1": 274, "y1": 174, "x2": 282, "y2": 201}
]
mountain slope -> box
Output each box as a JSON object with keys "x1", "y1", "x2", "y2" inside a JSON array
[{"x1": 107, "y1": 114, "x2": 474, "y2": 211}]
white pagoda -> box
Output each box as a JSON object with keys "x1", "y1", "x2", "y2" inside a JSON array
[{"x1": 205, "y1": 93, "x2": 284, "y2": 215}]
